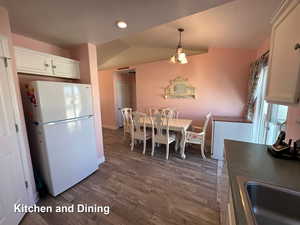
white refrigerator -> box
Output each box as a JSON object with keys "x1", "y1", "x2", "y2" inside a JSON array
[{"x1": 28, "y1": 81, "x2": 98, "y2": 196}]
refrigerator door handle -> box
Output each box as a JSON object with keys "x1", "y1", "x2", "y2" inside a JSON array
[{"x1": 44, "y1": 115, "x2": 93, "y2": 126}]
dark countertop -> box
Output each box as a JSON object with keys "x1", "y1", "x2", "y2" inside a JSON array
[
  {"x1": 224, "y1": 140, "x2": 300, "y2": 225},
  {"x1": 213, "y1": 116, "x2": 252, "y2": 124}
]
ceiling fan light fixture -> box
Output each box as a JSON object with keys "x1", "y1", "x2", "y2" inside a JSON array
[{"x1": 170, "y1": 28, "x2": 188, "y2": 64}]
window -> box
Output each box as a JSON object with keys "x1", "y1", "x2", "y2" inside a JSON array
[{"x1": 252, "y1": 66, "x2": 288, "y2": 145}]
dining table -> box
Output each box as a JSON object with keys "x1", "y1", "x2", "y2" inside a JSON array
[{"x1": 143, "y1": 117, "x2": 192, "y2": 159}]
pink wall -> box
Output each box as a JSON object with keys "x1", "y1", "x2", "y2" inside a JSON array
[
  {"x1": 75, "y1": 43, "x2": 105, "y2": 159},
  {"x1": 70, "y1": 44, "x2": 91, "y2": 84},
  {"x1": 99, "y1": 69, "x2": 118, "y2": 128},
  {"x1": 12, "y1": 33, "x2": 71, "y2": 57},
  {"x1": 135, "y1": 48, "x2": 256, "y2": 124},
  {"x1": 99, "y1": 48, "x2": 256, "y2": 127}
]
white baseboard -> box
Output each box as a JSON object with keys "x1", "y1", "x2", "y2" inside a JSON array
[
  {"x1": 102, "y1": 125, "x2": 118, "y2": 130},
  {"x1": 97, "y1": 156, "x2": 105, "y2": 166}
]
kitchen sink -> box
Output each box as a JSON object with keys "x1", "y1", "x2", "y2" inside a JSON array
[{"x1": 237, "y1": 176, "x2": 300, "y2": 225}]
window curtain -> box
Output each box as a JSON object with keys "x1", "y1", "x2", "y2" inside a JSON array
[{"x1": 246, "y1": 52, "x2": 269, "y2": 121}]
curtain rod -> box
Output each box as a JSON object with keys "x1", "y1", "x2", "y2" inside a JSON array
[{"x1": 261, "y1": 50, "x2": 270, "y2": 58}]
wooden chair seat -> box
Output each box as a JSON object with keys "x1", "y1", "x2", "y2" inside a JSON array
[
  {"x1": 134, "y1": 130, "x2": 152, "y2": 140},
  {"x1": 185, "y1": 131, "x2": 204, "y2": 144},
  {"x1": 153, "y1": 133, "x2": 176, "y2": 144},
  {"x1": 121, "y1": 108, "x2": 132, "y2": 138}
]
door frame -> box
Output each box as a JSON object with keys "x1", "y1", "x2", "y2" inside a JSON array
[
  {"x1": 0, "y1": 35, "x2": 37, "y2": 205},
  {"x1": 114, "y1": 75, "x2": 128, "y2": 128},
  {"x1": 113, "y1": 69, "x2": 136, "y2": 128}
]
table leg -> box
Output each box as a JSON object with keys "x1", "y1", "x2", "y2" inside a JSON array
[
  {"x1": 180, "y1": 129, "x2": 186, "y2": 159},
  {"x1": 175, "y1": 132, "x2": 180, "y2": 152}
]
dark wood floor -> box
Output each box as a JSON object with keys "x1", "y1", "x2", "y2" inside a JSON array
[{"x1": 20, "y1": 128, "x2": 220, "y2": 225}]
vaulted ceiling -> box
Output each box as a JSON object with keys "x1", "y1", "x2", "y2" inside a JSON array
[
  {"x1": 98, "y1": 0, "x2": 282, "y2": 70},
  {"x1": 0, "y1": 0, "x2": 282, "y2": 70},
  {"x1": 0, "y1": 0, "x2": 233, "y2": 46}
]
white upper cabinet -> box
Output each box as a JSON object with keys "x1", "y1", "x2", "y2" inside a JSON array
[
  {"x1": 14, "y1": 47, "x2": 80, "y2": 79},
  {"x1": 52, "y1": 56, "x2": 80, "y2": 79},
  {"x1": 15, "y1": 47, "x2": 53, "y2": 76},
  {"x1": 265, "y1": 0, "x2": 300, "y2": 105}
]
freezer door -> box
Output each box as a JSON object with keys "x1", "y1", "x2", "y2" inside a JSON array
[
  {"x1": 41, "y1": 116, "x2": 98, "y2": 196},
  {"x1": 33, "y1": 81, "x2": 93, "y2": 123}
]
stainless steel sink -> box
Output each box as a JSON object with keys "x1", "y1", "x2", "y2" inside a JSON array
[{"x1": 237, "y1": 176, "x2": 300, "y2": 225}]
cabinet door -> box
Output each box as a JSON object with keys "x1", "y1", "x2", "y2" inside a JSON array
[
  {"x1": 52, "y1": 56, "x2": 80, "y2": 79},
  {"x1": 15, "y1": 47, "x2": 52, "y2": 76},
  {"x1": 0, "y1": 41, "x2": 28, "y2": 225},
  {"x1": 212, "y1": 121, "x2": 253, "y2": 160},
  {"x1": 266, "y1": 1, "x2": 300, "y2": 105}
]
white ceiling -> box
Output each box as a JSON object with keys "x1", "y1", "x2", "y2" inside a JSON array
[
  {"x1": 98, "y1": 0, "x2": 282, "y2": 70},
  {"x1": 0, "y1": 0, "x2": 233, "y2": 46}
]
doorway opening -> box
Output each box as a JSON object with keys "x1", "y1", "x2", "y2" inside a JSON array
[{"x1": 114, "y1": 69, "x2": 136, "y2": 128}]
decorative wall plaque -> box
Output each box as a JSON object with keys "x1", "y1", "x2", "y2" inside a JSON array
[{"x1": 164, "y1": 76, "x2": 196, "y2": 99}]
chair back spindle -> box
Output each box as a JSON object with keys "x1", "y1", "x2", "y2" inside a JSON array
[
  {"x1": 131, "y1": 112, "x2": 147, "y2": 137},
  {"x1": 121, "y1": 108, "x2": 132, "y2": 137}
]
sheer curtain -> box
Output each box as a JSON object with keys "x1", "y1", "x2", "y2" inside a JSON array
[
  {"x1": 246, "y1": 53, "x2": 269, "y2": 121},
  {"x1": 252, "y1": 66, "x2": 269, "y2": 144}
]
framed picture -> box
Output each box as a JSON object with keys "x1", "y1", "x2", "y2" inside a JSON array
[{"x1": 164, "y1": 76, "x2": 196, "y2": 99}]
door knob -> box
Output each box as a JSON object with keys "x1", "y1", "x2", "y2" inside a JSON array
[{"x1": 295, "y1": 43, "x2": 300, "y2": 51}]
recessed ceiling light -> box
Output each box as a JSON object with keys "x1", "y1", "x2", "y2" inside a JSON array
[{"x1": 116, "y1": 21, "x2": 127, "y2": 29}]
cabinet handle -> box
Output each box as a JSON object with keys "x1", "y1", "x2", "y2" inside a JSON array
[
  {"x1": 295, "y1": 43, "x2": 300, "y2": 51},
  {"x1": 45, "y1": 63, "x2": 49, "y2": 67},
  {"x1": 52, "y1": 65, "x2": 57, "y2": 69}
]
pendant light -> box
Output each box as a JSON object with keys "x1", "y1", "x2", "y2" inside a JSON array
[{"x1": 170, "y1": 28, "x2": 188, "y2": 64}]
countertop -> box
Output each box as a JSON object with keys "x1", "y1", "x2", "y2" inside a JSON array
[
  {"x1": 224, "y1": 140, "x2": 300, "y2": 225},
  {"x1": 212, "y1": 116, "x2": 252, "y2": 123}
]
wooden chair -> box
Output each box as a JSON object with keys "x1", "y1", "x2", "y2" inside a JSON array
[
  {"x1": 130, "y1": 112, "x2": 152, "y2": 154},
  {"x1": 151, "y1": 113, "x2": 177, "y2": 160},
  {"x1": 148, "y1": 108, "x2": 160, "y2": 117},
  {"x1": 161, "y1": 108, "x2": 179, "y2": 119},
  {"x1": 121, "y1": 108, "x2": 132, "y2": 138},
  {"x1": 182, "y1": 113, "x2": 212, "y2": 159}
]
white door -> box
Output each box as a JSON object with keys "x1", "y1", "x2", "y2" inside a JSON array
[
  {"x1": 0, "y1": 42, "x2": 28, "y2": 225},
  {"x1": 15, "y1": 47, "x2": 52, "y2": 76},
  {"x1": 52, "y1": 56, "x2": 80, "y2": 79}
]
